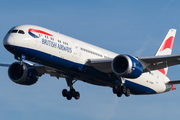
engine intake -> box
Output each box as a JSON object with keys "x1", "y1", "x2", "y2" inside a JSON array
[
  {"x1": 8, "y1": 62, "x2": 38, "y2": 85},
  {"x1": 112, "y1": 54, "x2": 143, "y2": 78}
]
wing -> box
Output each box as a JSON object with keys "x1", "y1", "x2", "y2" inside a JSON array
[
  {"x1": 0, "y1": 62, "x2": 65, "y2": 79},
  {"x1": 138, "y1": 54, "x2": 180, "y2": 72},
  {"x1": 87, "y1": 54, "x2": 180, "y2": 73}
]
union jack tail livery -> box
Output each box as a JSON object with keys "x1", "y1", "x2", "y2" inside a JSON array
[{"x1": 155, "y1": 29, "x2": 176, "y2": 75}]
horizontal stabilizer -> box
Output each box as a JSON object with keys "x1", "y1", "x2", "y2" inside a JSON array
[
  {"x1": 166, "y1": 80, "x2": 180, "y2": 85},
  {"x1": 0, "y1": 63, "x2": 10, "y2": 67}
]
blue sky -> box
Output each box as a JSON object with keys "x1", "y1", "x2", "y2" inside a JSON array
[{"x1": 1, "y1": 0, "x2": 180, "y2": 120}]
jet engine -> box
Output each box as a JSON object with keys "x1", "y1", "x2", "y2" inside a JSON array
[
  {"x1": 8, "y1": 62, "x2": 39, "y2": 85},
  {"x1": 112, "y1": 54, "x2": 143, "y2": 78}
]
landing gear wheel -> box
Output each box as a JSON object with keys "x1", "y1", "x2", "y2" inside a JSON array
[
  {"x1": 112, "y1": 86, "x2": 122, "y2": 97},
  {"x1": 66, "y1": 92, "x2": 72, "y2": 100},
  {"x1": 117, "y1": 92, "x2": 122, "y2": 97},
  {"x1": 125, "y1": 88, "x2": 130, "y2": 97},
  {"x1": 113, "y1": 86, "x2": 118, "y2": 94},
  {"x1": 62, "y1": 89, "x2": 68, "y2": 97},
  {"x1": 121, "y1": 86, "x2": 126, "y2": 94},
  {"x1": 74, "y1": 92, "x2": 80, "y2": 100},
  {"x1": 70, "y1": 88, "x2": 76, "y2": 97}
]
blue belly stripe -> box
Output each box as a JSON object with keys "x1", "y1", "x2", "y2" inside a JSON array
[{"x1": 124, "y1": 80, "x2": 156, "y2": 95}]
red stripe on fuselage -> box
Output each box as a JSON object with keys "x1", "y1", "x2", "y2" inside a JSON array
[
  {"x1": 160, "y1": 36, "x2": 174, "y2": 51},
  {"x1": 28, "y1": 28, "x2": 53, "y2": 36}
]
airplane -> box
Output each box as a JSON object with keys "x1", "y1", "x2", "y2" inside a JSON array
[{"x1": 2, "y1": 25, "x2": 180, "y2": 100}]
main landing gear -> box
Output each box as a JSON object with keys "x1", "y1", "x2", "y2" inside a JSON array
[
  {"x1": 113, "y1": 85, "x2": 130, "y2": 97},
  {"x1": 62, "y1": 78, "x2": 80, "y2": 100}
]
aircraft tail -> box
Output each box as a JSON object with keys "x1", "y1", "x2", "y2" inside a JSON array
[{"x1": 155, "y1": 29, "x2": 176, "y2": 75}]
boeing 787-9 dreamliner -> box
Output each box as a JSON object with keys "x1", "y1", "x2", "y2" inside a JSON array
[{"x1": 2, "y1": 25, "x2": 180, "y2": 100}]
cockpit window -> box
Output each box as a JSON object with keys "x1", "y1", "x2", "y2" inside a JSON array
[
  {"x1": 8, "y1": 29, "x2": 25, "y2": 34},
  {"x1": 8, "y1": 29, "x2": 18, "y2": 33},
  {"x1": 18, "y1": 30, "x2": 25, "y2": 34}
]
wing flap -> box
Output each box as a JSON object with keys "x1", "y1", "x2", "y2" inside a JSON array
[
  {"x1": 86, "y1": 58, "x2": 113, "y2": 73},
  {"x1": 33, "y1": 65, "x2": 66, "y2": 78}
]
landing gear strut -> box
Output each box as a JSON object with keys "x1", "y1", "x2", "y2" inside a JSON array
[
  {"x1": 112, "y1": 85, "x2": 130, "y2": 97},
  {"x1": 62, "y1": 78, "x2": 80, "y2": 100}
]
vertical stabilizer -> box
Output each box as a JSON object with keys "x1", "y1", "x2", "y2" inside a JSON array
[{"x1": 155, "y1": 29, "x2": 176, "y2": 75}]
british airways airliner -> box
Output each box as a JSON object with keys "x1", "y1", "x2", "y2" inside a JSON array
[{"x1": 2, "y1": 25, "x2": 180, "y2": 100}]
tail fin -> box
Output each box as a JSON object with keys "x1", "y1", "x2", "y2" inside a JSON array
[
  {"x1": 156, "y1": 29, "x2": 177, "y2": 75},
  {"x1": 155, "y1": 29, "x2": 176, "y2": 56}
]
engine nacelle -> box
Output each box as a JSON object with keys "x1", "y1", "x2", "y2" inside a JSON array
[
  {"x1": 8, "y1": 62, "x2": 38, "y2": 85},
  {"x1": 112, "y1": 54, "x2": 143, "y2": 78}
]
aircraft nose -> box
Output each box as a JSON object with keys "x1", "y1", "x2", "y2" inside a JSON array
[{"x1": 3, "y1": 34, "x2": 15, "y2": 46}]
